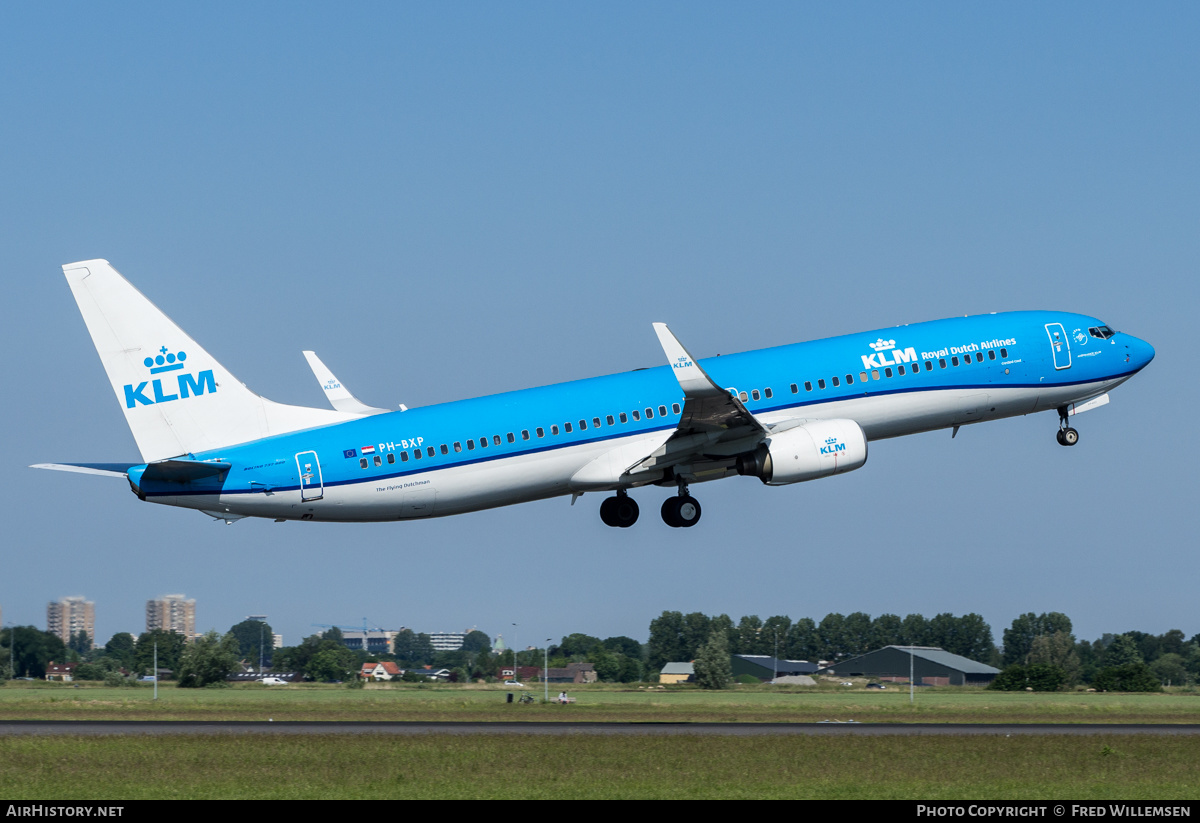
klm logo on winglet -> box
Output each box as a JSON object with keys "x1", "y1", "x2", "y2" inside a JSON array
[
  {"x1": 123, "y1": 346, "x2": 216, "y2": 408},
  {"x1": 861, "y1": 338, "x2": 918, "y2": 370},
  {"x1": 672, "y1": 355, "x2": 693, "y2": 369}
]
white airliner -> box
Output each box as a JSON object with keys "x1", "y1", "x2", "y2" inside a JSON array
[{"x1": 34, "y1": 260, "x2": 1155, "y2": 528}]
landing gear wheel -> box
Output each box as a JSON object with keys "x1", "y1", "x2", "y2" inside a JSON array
[
  {"x1": 1056, "y1": 430, "x2": 1065, "y2": 446},
  {"x1": 661, "y1": 495, "x2": 702, "y2": 527},
  {"x1": 601, "y1": 494, "x2": 639, "y2": 527},
  {"x1": 675, "y1": 496, "x2": 701, "y2": 527},
  {"x1": 661, "y1": 497, "x2": 681, "y2": 528},
  {"x1": 1061, "y1": 427, "x2": 1079, "y2": 446}
]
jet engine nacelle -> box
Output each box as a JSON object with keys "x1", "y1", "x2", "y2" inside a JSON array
[{"x1": 736, "y1": 419, "x2": 868, "y2": 485}]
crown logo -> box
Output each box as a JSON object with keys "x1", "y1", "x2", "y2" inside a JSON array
[
  {"x1": 869, "y1": 338, "x2": 896, "y2": 352},
  {"x1": 144, "y1": 346, "x2": 188, "y2": 374},
  {"x1": 825, "y1": 437, "x2": 838, "y2": 445}
]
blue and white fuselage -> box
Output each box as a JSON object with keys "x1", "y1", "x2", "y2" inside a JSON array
[{"x1": 37, "y1": 261, "x2": 1155, "y2": 529}]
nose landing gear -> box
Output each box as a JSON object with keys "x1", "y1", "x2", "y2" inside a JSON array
[{"x1": 1056, "y1": 407, "x2": 1079, "y2": 446}]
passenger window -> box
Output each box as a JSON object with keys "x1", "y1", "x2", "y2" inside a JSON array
[
  {"x1": 939, "y1": 358, "x2": 947, "y2": 368},
  {"x1": 578, "y1": 420, "x2": 586, "y2": 430},
  {"x1": 400, "y1": 451, "x2": 409, "y2": 462},
  {"x1": 387, "y1": 453, "x2": 395, "y2": 464},
  {"x1": 644, "y1": 408, "x2": 653, "y2": 419},
  {"x1": 537, "y1": 427, "x2": 545, "y2": 438},
  {"x1": 564, "y1": 422, "x2": 572, "y2": 433},
  {"x1": 1000, "y1": 348, "x2": 1008, "y2": 358},
  {"x1": 751, "y1": 389, "x2": 760, "y2": 401},
  {"x1": 817, "y1": 379, "x2": 826, "y2": 389},
  {"x1": 976, "y1": 352, "x2": 984, "y2": 363},
  {"x1": 593, "y1": 417, "x2": 602, "y2": 428},
  {"x1": 477, "y1": 437, "x2": 485, "y2": 449},
  {"x1": 897, "y1": 365, "x2": 905, "y2": 375},
  {"x1": 951, "y1": 356, "x2": 959, "y2": 366},
  {"x1": 988, "y1": 350, "x2": 996, "y2": 360},
  {"x1": 608, "y1": 415, "x2": 616, "y2": 425},
  {"x1": 872, "y1": 370, "x2": 880, "y2": 380},
  {"x1": 925, "y1": 360, "x2": 933, "y2": 370},
  {"x1": 912, "y1": 362, "x2": 921, "y2": 372},
  {"x1": 551, "y1": 425, "x2": 559, "y2": 435},
  {"x1": 374, "y1": 455, "x2": 382, "y2": 466},
  {"x1": 427, "y1": 446, "x2": 435, "y2": 458},
  {"x1": 791, "y1": 383, "x2": 798, "y2": 394},
  {"x1": 659, "y1": 405, "x2": 668, "y2": 415},
  {"x1": 845, "y1": 374, "x2": 853, "y2": 385},
  {"x1": 619, "y1": 413, "x2": 627, "y2": 423},
  {"x1": 885, "y1": 368, "x2": 893, "y2": 378},
  {"x1": 672, "y1": 404, "x2": 680, "y2": 414},
  {"x1": 860, "y1": 371, "x2": 868, "y2": 382},
  {"x1": 522, "y1": 430, "x2": 530, "y2": 440},
  {"x1": 831, "y1": 376, "x2": 840, "y2": 387},
  {"x1": 631, "y1": 410, "x2": 640, "y2": 421},
  {"x1": 454, "y1": 442, "x2": 463, "y2": 452},
  {"x1": 360, "y1": 458, "x2": 368, "y2": 469},
  {"x1": 414, "y1": 450, "x2": 422, "y2": 460},
  {"x1": 763, "y1": 389, "x2": 772, "y2": 399},
  {"x1": 507, "y1": 433, "x2": 515, "y2": 443},
  {"x1": 441, "y1": 444, "x2": 449, "y2": 455}
]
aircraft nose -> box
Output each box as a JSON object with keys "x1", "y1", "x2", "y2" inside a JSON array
[{"x1": 1124, "y1": 334, "x2": 1155, "y2": 371}]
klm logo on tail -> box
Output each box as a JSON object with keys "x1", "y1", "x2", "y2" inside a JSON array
[{"x1": 123, "y1": 346, "x2": 216, "y2": 408}]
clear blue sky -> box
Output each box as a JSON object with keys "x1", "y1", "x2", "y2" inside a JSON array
[{"x1": 2, "y1": 3, "x2": 1197, "y2": 652}]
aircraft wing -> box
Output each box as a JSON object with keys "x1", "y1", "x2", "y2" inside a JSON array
[
  {"x1": 302, "y1": 351, "x2": 391, "y2": 415},
  {"x1": 625, "y1": 324, "x2": 768, "y2": 476}
]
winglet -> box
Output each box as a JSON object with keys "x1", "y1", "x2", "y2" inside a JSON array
[
  {"x1": 302, "y1": 351, "x2": 390, "y2": 415},
  {"x1": 653, "y1": 323, "x2": 726, "y2": 397}
]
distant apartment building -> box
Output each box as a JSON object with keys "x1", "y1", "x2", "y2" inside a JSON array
[
  {"x1": 146, "y1": 594, "x2": 196, "y2": 637},
  {"x1": 429, "y1": 631, "x2": 467, "y2": 652},
  {"x1": 47, "y1": 597, "x2": 95, "y2": 648},
  {"x1": 340, "y1": 630, "x2": 398, "y2": 654}
]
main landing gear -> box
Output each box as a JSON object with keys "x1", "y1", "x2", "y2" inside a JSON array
[
  {"x1": 1056, "y1": 407, "x2": 1079, "y2": 447},
  {"x1": 661, "y1": 482, "x2": 701, "y2": 528},
  {"x1": 599, "y1": 491, "x2": 639, "y2": 528},
  {"x1": 598, "y1": 486, "x2": 703, "y2": 528}
]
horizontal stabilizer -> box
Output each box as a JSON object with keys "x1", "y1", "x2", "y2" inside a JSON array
[
  {"x1": 302, "y1": 351, "x2": 390, "y2": 415},
  {"x1": 30, "y1": 462, "x2": 136, "y2": 478},
  {"x1": 139, "y1": 459, "x2": 231, "y2": 484}
]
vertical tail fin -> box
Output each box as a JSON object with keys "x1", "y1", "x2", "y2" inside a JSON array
[{"x1": 63, "y1": 260, "x2": 354, "y2": 462}]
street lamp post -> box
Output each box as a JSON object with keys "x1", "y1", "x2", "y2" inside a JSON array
[{"x1": 544, "y1": 639, "x2": 551, "y2": 703}]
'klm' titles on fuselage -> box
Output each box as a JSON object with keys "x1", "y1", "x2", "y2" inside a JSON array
[
  {"x1": 861, "y1": 347, "x2": 918, "y2": 370},
  {"x1": 124, "y1": 370, "x2": 217, "y2": 408}
]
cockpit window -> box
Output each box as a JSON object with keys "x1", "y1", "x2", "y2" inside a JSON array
[{"x1": 1089, "y1": 325, "x2": 1115, "y2": 339}]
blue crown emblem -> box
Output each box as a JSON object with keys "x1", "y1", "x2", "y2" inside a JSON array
[
  {"x1": 825, "y1": 437, "x2": 838, "y2": 444},
  {"x1": 144, "y1": 346, "x2": 188, "y2": 374}
]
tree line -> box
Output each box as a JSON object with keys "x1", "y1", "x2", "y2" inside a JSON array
[{"x1": 4, "y1": 611, "x2": 1198, "y2": 689}]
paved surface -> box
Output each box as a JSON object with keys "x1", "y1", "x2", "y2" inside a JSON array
[{"x1": 3, "y1": 721, "x2": 1200, "y2": 736}]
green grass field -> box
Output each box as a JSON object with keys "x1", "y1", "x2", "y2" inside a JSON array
[
  {"x1": 1, "y1": 734, "x2": 1197, "y2": 799},
  {"x1": 2, "y1": 681, "x2": 1197, "y2": 799},
  {"x1": 1, "y1": 680, "x2": 1198, "y2": 723}
]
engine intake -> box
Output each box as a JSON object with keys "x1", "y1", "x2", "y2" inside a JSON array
[{"x1": 736, "y1": 419, "x2": 868, "y2": 485}]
